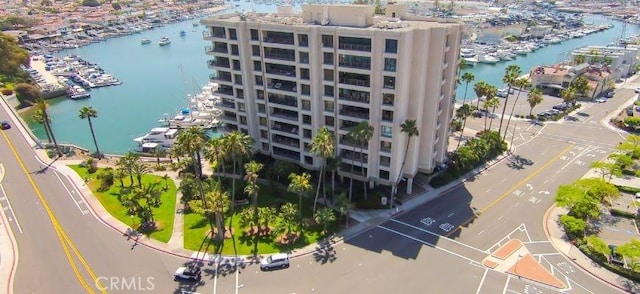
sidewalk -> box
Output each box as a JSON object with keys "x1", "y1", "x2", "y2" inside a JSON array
[{"x1": 545, "y1": 205, "x2": 638, "y2": 293}]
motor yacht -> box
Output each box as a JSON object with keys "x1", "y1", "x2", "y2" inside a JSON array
[
  {"x1": 158, "y1": 37, "x2": 171, "y2": 46},
  {"x1": 133, "y1": 127, "x2": 179, "y2": 148}
]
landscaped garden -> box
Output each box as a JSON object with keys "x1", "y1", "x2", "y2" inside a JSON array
[{"x1": 69, "y1": 157, "x2": 177, "y2": 243}]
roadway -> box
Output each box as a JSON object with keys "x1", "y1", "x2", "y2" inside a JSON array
[{"x1": 1, "y1": 80, "x2": 639, "y2": 293}]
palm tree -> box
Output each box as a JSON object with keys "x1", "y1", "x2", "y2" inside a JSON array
[
  {"x1": 287, "y1": 172, "x2": 312, "y2": 217},
  {"x1": 574, "y1": 54, "x2": 586, "y2": 65},
  {"x1": 473, "y1": 81, "x2": 489, "y2": 109},
  {"x1": 527, "y1": 88, "x2": 544, "y2": 117},
  {"x1": 133, "y1": 184, "x2": 161, "y2": 224},
  {"x1": 572, "y1": 76, "x2": 591, "y2": 99},
  {"x1": 333, "y1": 192, "x2": 353, "y2": 228},
  {"x1": 189, "y1": 181, "x2": 230, "y2": 240},
  {"x1": 175, "y1": 127, "x2": 208, "y2": 178},
  {"x1": 350, "y1": 121, "x2": 373, "y2": 200},
  {"x1": 117, "y1": 152, "x2": 139, "y2": 186},
  {"x1": 503, "y1": 78, "x2": 531, "y2": 140},
  {"x1": 561, "y1": 86, "x2": 577, "y2": 107},
  {"x1": 203, "y1": 136, "x2": 227, "y2": 182},
  {"x1": 455, "y1": 104, "x2": 473, "y2": 152},
  {"x1": 223, "y1": 131, "x2": 254, "y2": 213},
  {"x1": 131, "y1": 161, "x2": 150, "y2": 188},
  {"x1": 151, "y1": 147, "x2": 166, "y2": 167},
  {"x1": 35, "y1": 98, "x2": 61, "y2": 156},
  {"x1": 484, "y1": 97, "x2": 500, "y2": 131},
  {"x1": 460, "y1": 72, "x2": 475, "y2": 105},
  {"x1": 392, "y1": 120, "x2": 419, "y2": 207},
  {"x1": 498, "y1": 65, "x2": 522, "y2": 136},
  {"x1": 78, "y1": 106, "x2": 101, "y2": 158},
  {"x1": 314, "y1": 207, "x2": 336, "y2": 235},
  {"x1": 32, "y1": 109, "x2": 52, "y2": 143},
  {"x1": 310, "y1": 127, "x2": 334, "y2": 213},
  {"x1": 243, "y1": 160, "x2": 263, "y2": 208}
]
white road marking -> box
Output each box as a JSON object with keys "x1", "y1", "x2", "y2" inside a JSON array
[
  {"x1": 0, "y1": 184, "x2": 23, "y2": 234},
  {"x1": 477, "y1": 230, "x2": 484, "y2": 236},
  {"x1": 377, "y1": 225, "x2": 481, "y2": 265},
  {"x1": 514, "y1": 202, "x2": 520, "y2": 207},
  {"x1": 502, "y1": 275, "x2": 511, "y2": 294},
  {"x1": 497, "y1": 215, "x2": 504, "y2": 221},
  {"x1": 391, "y1": 219, "x2": 487, "y2": 253},
  {"x1": 526, "y1": 184, "x2": 533, "y2": 190},
  {"x1": 447, "y1": 212, "x2": 455, "y2": 218},
  {"x1": 475, "y1": 268, "x2": 489, "y2": 294},
  {"x1": 53, "y1": 171, "x2": 87, "y2": 215}
]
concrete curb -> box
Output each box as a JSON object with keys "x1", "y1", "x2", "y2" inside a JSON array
[{"x1": 542, "y1": 204, "x2": 630, "y2": 293}]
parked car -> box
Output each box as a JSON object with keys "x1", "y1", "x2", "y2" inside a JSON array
[
  {"x1": 0, "y1": 120, "x2": 10, "y2": 130},
  {"x1": 260, "y1": 253, "x2": 290, "y2": 270},
  {"x1": 472, "y1": 110, "x2": 484, "y2": 118},
  {"x1": 636, "y1": 106, "x2": 640, "y2": 112},
  {"x1": 552, "y1": 103, "x2": 568, "y2": 111},
  {"x1": 605, "y1": 91, "x2": 614, "y2": 98},
  {"x1": 497, "y1": 89, "x2": 509, "y2": 98},
  {"x1": 635, "y1": 87, "x2": 640, "y2": 93},
  {"x1": 174, "y1": 265, "x2": 201, "y2": 281},
  {"x1": 594, "y1": 98, "x2": 607, "y2": 103},
  {"x1": 627, "y1": 108, "x2": 635, "y2": 116}
]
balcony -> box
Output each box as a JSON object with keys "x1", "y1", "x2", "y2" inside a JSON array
[
  {"x1": 339, "y1": 77, "x2": 370, "y2": 87},
  {"x1": 339, "y1": 90, "x2": 370, "y2": 104},
  {"x1": 263, "y1": 32, "x2": 294, "y2": 45},
  {"x1": 267, "y1": 81, "x2": 297, "y2": 93},
  {"x1": 338, "y1": 43, "x2": 372, "y2": 52},
  {"x1": 205, "y1": 45, "x2": 228, "y2": 54},
  {"x1": 210, "y1": 28, "x2": 226, "y2": 38},
  {"x1": 272, "y1": 122, "x2": 298, "y2": 134},
  {"x1": 339, "y1": 137, "x2": 359, "y2": 148},
  {"x1": 272, "y1": 147, "x2": 300, "y2": 161},
  {"x1": 264, "y1": 48, "x2": 295, "y2": 62},
  {"x1": 265, "y1": 66, "x2": 296, "y2": 78},
  {"x1": 272, "y1": 135, "x2": 300, "y2": 148},
  {"x1": 214, "y1": 86, "x2": 234, "y2": 96},
  {"x1": 340, "y1": 151, "x2": 368, "y2": 164},
  {"x1": 271, "y1": 110, "x2": 298, "y2": 122},
  {"x1": 207, "y1": 59, "x2": 230, "y2": 69},
  {"x1": 268, "y1": 95, "x2": 297, "y2": 107},
  {"x1": 339, "y1": 107, "x2": 369, "y2": 120},
  {"x1": 339, "y1": 121, "x2": 359, "y2": 131},
  {"x1": 215, "y1": 99, "x2": 235, "y2": 110},
  {"x1": 210, "y1": 73, "x2": 232, "y2": 83},
  {"x1": 339, "y1": 60, "x2": 370, "y2": 70},
  {"x1": 219, "y1": 112, "x2": 237, "y2": 122}
]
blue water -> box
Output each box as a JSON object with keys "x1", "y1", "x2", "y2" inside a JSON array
[{"x1": 23, "y1": 11, "x2": 640, "y2": 155}]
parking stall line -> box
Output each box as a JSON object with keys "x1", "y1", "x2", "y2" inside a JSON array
[{"x1": 475, "y1": 268, "x2": 489, "y2": 294}]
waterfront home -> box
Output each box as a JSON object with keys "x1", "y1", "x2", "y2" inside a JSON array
[{"x1": 529, "y1": 63, "x2": 614, "y2": 99}]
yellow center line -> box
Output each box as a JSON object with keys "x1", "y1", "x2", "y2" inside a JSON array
[
  {"x1": 446, "y1": 144, "x2": 575, "y2": 237},
  {"x1": 1, "y1": 131, "x2": 106, "y2": 293}
]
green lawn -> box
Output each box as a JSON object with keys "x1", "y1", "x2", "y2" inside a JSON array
[
  {"x1": 69, "y1": 165, "x2": 177, "y2": 243},
  {"x1": 183, "y1": 184, "x2": 339, "y2": 255}
]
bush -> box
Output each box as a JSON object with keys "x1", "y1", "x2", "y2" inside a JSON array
[{"x1": 580, "y1": 245, "x2": 640, "y2": 282}]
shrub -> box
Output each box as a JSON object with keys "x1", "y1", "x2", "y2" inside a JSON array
[
  {"x1": 0, "y1": 89, "x2": 13, "y2": 95},
  {"x1": 580, "y1": 245, "x2": 640, "y2": 282}
]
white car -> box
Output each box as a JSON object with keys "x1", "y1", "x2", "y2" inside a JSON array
[
  {"x1": 174, "y1": 265, "x2": 201, "y2": 281},
  {"x1": 635, "y1": 87, "x2": 640, "y2": 93},
  {"x1": 594, "y1": 98, "x2": 607, "y2": 103},
  {"x1": 260, "y1": 253, "x2": 289, "y2": 270}
]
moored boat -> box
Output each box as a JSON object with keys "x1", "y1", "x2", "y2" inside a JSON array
[
  {"x1": 158, "y1": 37, "x2": 171, "y2": 46},
  {"x1": 141, "y1": 38, "x2": 151, "y2": 45}
]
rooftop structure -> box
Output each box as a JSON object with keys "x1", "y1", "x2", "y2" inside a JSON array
[{"x1": 201, "y1": 3, "x2": 463, "y2": 193}]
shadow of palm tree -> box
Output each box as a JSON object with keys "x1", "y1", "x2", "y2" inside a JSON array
[{"x1": 312, "y1": 239, "x2": 337, "y2": 264}]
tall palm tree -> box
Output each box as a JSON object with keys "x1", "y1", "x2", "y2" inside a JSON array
[
  {"x1": 310, "y1": 127, "x2": 334, "y2": 213},
  {"x1": 350, "y1": 121, "x2": 373, "y2": 200},
  {"x1": 35, "y1": 98, "x2": 61, "y2": 156},
  {"x1": 175, "y1": 127, "x2": 208, "y2": 178},
  {"x1": 473, "y1": 81, "x2": 489, "y2": 109},
  {"x1": 503, "y1": 78, "x2": 531, "y2": 140},
  {"x1": 224, "y1": 130, "x2": 254, "y2": 213},
  {"x1": 243, "y1": 160, "x2": 263, "y2": 208},
  {"x1": 189, "y1": 181, "x2": 230, "y2": 240},
  {"x1": 203, "y1": 136, "x2": 227, "y2": 182},
  {"x1": 527, "y1": 88, "x2": 544, "y2": 117},
  {"x1": 455, "y1": 104, "x2": 473, "y2": 152},
  {"x1": 287, "y1": 172, "x2": 312, "y2": 217},
  {"x1": 32, "y1": 109, "x2": 52, "y2": 143},
  {"x1": 78, "y1": 106, "x2": 101, "y2": 158},
  {"x1": 484, "y1": 97, "x2": 500, "y2": 131},
  {"x1": 392, "y1": 120, "x2": 419, "y2": 207},
  {"x1": 460, "y1": 72, "x2": 475, "y2": 105},
  {"x1": 498, "y1": 65, "x2": 522, "y2": 136},
  {"x1": 117, "y1": 151, "x2": 139, "y2": 186},
  {"x1": 131, "y1": 161, "x2": 150, "y2": 188},
  {"x1": 561, "y1": 86, "x2": 577, "y2": 107}
]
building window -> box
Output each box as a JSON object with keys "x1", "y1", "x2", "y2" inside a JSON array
[
  {"x1": 303, "y1": 115, "x2": 311, "y2": 125},
  {"x1": 379, "y1": 170, "x2": 390, "y2": 180},
  {"x1": 304, "y1": 156, "x2": 313, "y2": 165},
  {"x1": 324, "y1": 85, "x2": 334, "y2": 97},
  {"x1": 382, "y1": 110, "x2": 393, "y2": 122},
  {"x1": 262, "y1": 142, "x2": 269, "y2": 151},
  {"x1": 380, "y1": 141, "x2": 391, "y2": 152},
  {"x1": 383, "y1": 76, "x2": 396, "y2": 89},
  {"x1": 303, "y1": 129, "x2": 312, "y2": 138},
  {"x1": 301, "y1": 84, "x2": 310, "y2": 95},
  {"x1": 258, "y1": 103, "x2": 265, "y2": 113},
  {"x1": 324, "y1": 101, "x2": 334, "y2": 112},
  {"x1": 229, "y1": 28, "x2": 237, "y2": 40},
  {"x1": 298, "y1": 34, "x2": 308, "y2": 47},
  {"x1": 324, "y1": 69, "x2": 334, "y2": 81},
  {"x1": 385, "y1": 39, "x2": 398, "y2": 53},
  {"x1": 233, "y1": 60, "x2": 241, "y2": 70},
  {"x1": 302, "y1": 100, "x2": 311, "y2": 111},
  {"x1": 253, "y1": 61, "x2": 261, "y2": 71},
  {"x1": 238, "y1": 102, "x2": 246, "y2": 112},
  {"x1": 231, "y1": 44, "x2": 239, "y2": 55},
  {"x1": 383, "y1": 93, "x2": 394, "y2": 106},
  {"x1": 259, "y1": 117, "x2": 267, "y2": 126},
  {"x1": 384, "y1": 58, "x2": 397, "y2": 72},
  {"x1": 250, "y1": 29, "x2": 259, "y2": 41},
  {"x1": 323, "y1": 52, "x2": 334, "y2": 65},
  {"x1": 239, "y1": 116, "x2": 247, "y2": 124},
  {"x1": 260, "y1": 130, "x2": 268, "y2": 138},
  {"x1": 236, "y1": 89, "x2": 244, "y2": 98},
  {"x1": 257, "y1": 90, "x2": 264, "y2": 100},
  {"x1": 252, "y1": 45, "x2": 260, "y2": 56},
  {"x1": 381, "y1": 126, "x2": 392, "y2": 138},
  {"x1": 255, "y1": 75, "x2": 263, "y2": 85},
  {"x1": 380, "y1": 155, "x2": 390, "y2": 167},
  {"x1": 234, "y1": 74, "x2": 242, "y2": 85},
  {"x1": 325, "y1": 116, "x2": 334, "y2": 126},
  {"x1": 300, "y1": 68, "x2": 310, "y2": 80},
  {"x1": 322, "y1": 34, "x2": 333, "y2": 47},
  {"x1": 299, "y1": 52, "x2": 309, "y2": 64}
]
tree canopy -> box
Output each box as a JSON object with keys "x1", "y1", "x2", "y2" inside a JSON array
[{"x1": 0, "y1": 32, "x2": 30, "y2": 76}]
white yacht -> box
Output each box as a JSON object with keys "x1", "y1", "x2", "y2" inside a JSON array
[
  {"x1": 158, "y1": 37, "x2": 171, "y2": 46},
  {"x1": 477, "y1": 54, "x2": 500, "y2": 64},
  {"x1": 133, "y1": 127, "x2": 179, "y2": 148}
]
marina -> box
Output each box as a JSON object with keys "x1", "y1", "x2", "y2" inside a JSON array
[{"x1": 19, "y1": 10, "x2": 640, "y2": 155}]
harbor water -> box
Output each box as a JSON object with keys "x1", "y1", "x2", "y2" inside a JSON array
[{"x1": 21, "y1": 11, "x2": 640, "y2": 155}]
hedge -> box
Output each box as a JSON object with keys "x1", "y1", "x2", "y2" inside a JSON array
[{"x1": 579, "y1": 245, "x2": 640, "y2": 283}]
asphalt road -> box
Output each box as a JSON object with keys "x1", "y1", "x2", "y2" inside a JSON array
[{"x1": 1, "y1": 79, "x2": 639, "y2": 294}]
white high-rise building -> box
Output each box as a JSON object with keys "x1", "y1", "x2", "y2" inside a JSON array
[{"x1": 202, "y1": 3, "x2": 462, "y2": 193}]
